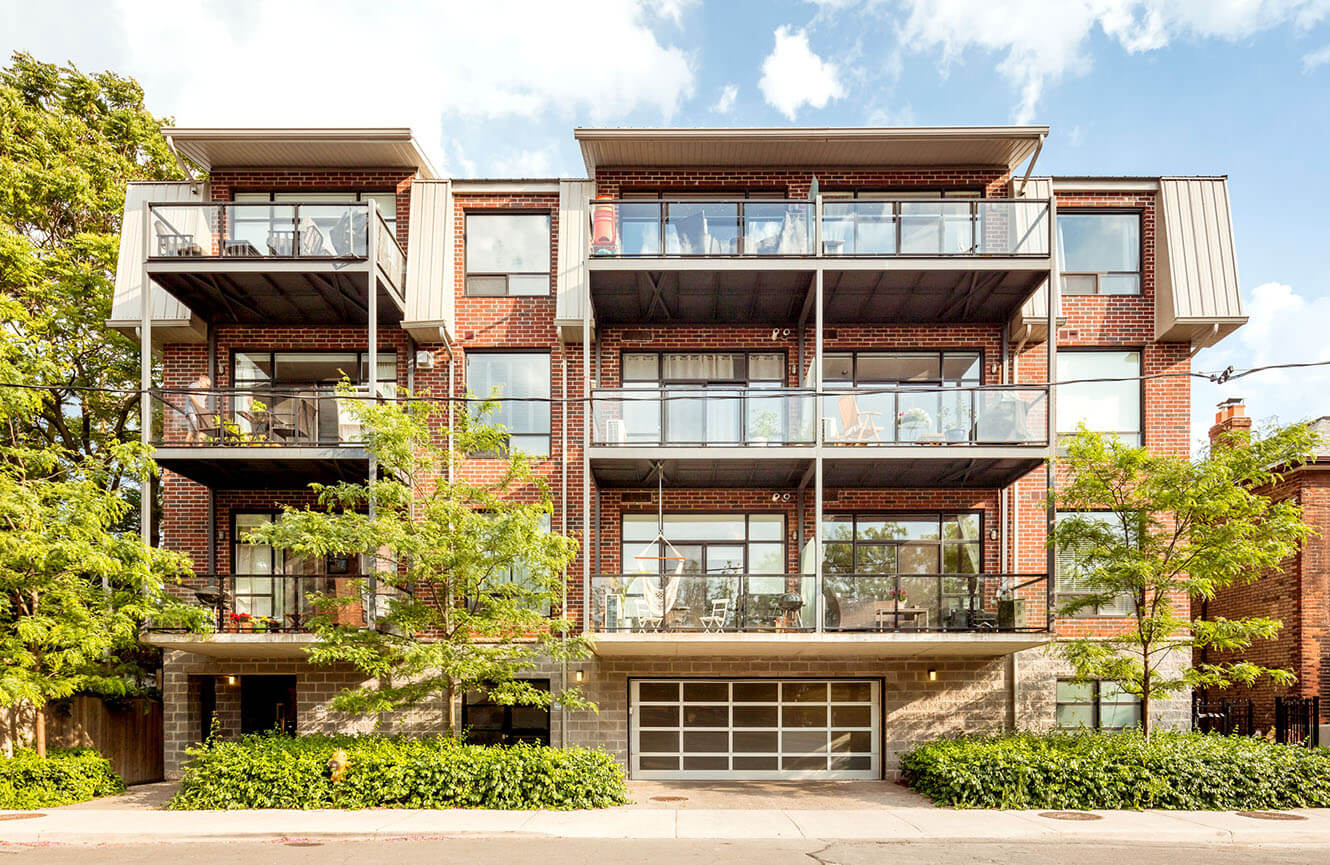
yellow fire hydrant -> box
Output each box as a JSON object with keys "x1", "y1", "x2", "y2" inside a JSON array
[{"x1": 328, "y1": 749, "x2": 350, "y2": 783}]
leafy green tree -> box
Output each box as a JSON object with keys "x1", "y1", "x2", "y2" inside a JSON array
[
  {"x1": 1052, "y1": 424, "x2": 1318, "y2": 737},
  {"x1": 0, "y1": 443, "x2": 204, "y2": 755},
  {"x1": 245, "y1": 392, "x2": 592, "y2": 735},
  {"x1": 0, "y1": 52, "x2": 183, "y2": 487}
]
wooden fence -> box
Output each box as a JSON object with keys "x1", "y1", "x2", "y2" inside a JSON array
[{"x1": 46, "y1": 696, "x2": 164, "y2": 785}]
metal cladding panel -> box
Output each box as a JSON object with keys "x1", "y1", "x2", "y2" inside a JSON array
[
  {"x1": 1156, "y1": 178, "x2": 1245, "y2": 344},
  {"x1": 165, "y1": 129, "x2": 435, "y2": 178},
  {"x1": 556, "y1": 180, "x2": 594, "y2": 326},
  {"x1": 403, "y1": 179, "x2": 454, "y2": 339},
  {"x1": 110, "y1": 182, "x2": 203, "y2": 325},
  {"x1": 1009, "y1": 177, "x2": 1056, "y2": 341}
]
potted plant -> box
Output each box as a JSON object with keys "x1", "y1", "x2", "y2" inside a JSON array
[
  {"x1": 748, "y1": 409, "x2": 782, "y2": 446},
  {"x1": 228, "y1": 611, "x2": 252, "y2": 632},
  {"x1": 897, "y1": 407, "x2": 931, "y2": 441},
  {"x1": 939, "y1": 404, "x2": 970, "y2": 443}
]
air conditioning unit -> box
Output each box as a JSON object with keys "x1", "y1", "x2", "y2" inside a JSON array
[{"x1": 415, "y1": 350, "x2": 435, "y2": 370}]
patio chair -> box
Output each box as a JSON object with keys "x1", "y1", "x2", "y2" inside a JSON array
[
  {"x1": 836, "y1": 394, "x2": 885, "y2": 443},
  {"x1": 629, "y1": 597, "x2": 663, "y2": 632},
  {"x1": 699, "y1": 597, "x2": 731, "y2": 632}
]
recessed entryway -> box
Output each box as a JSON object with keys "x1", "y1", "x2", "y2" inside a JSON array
[{"x1": 629, "y1": 678, "x2": 880, "y2": 780}]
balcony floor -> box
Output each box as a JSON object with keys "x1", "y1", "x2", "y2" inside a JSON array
[
  {"x1": 590, "y1": 631, "x2": 1050, "y2": 658},
  {"x1": 144, "y1": 632, "x2": 315, "y2": 659},
  {"x1": 145, "y1": 258, "x2": 403, "y2": 325},
  {"x1": 156, "y1": 446, "x2": 370, "y2": 488}
]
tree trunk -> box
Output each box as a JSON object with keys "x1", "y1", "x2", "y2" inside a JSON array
[
  {"x1": 444, "y1": 678, "x2": 458, "y2": 739},
  {"x1": 1141, "y1": 662, "x2": 1152, "y2": 740},
  {"x1": 34, "y1": 704, "x2": 46, "y2": 758}
]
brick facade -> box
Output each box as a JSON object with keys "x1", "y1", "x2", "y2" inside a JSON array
[{"x1": 146, "y1": 154, "x2": 1206, "y2": 778}]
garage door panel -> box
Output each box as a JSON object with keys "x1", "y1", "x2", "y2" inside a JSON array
[{"x1": 630, "y1": 678, "x2": 880, "y2": 780}]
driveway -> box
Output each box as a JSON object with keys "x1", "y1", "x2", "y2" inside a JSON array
[{"x1": 624, "y1": 779, "x2": 933, "y2": 809}]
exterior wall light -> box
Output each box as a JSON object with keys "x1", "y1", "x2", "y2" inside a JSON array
[{"x1": 927, "y1": 669, "x2": 938, "y2": 682}]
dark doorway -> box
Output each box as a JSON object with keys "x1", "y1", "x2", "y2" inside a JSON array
[
  {"x1": 240, "y1": 675, "x2": 298, "y2": 734},
  {"x1": 199, "y1": 676, "x2": 217, "y2": 742},
  {"x1": 462, "y1": 679, "x2": 551, "y2": 745}
]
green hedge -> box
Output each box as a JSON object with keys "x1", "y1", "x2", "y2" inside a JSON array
[
  {"x1": 0, "y1": 748, "x2": 125, "y2": 809},
  {"x1": 168, "y1": 734, "x2": 629, "y2": 810},
  {"x1": 901, "y1": 730, "x2": 1330, "y2": 810}
]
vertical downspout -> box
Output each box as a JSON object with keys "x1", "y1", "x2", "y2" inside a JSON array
[
  {"x1": 582, "y1": 306, "x2": 592, "y2": 635},
  {"x1": 1045, "y1": 198, "x2": 1060, "y2": 636},
  {"x1": 139, "y1": 200, "x2": 152, "y2": 548},
  {"x1": 560, "y1": 345, "x2": 569, "y2": 747},
  {"x1": 1001, "y1": 321, "x2": 1014, "y2": 729},
  {"x1": 207, "y1": 325, "x2": 218, "y2": 578},
  {"x1": 813, "y1": 190, "x2": 825, "y2": 634},
  {"x1": 365, "y1": 203, "x2": 379, "y2": 628}
]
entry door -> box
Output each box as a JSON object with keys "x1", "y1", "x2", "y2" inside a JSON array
[
  {"x1": 240, "y1": 675, "x2": 298, "y2": 734},
  {"x1": 630, "y1": 678, "x2": 880, "y2": 780}
]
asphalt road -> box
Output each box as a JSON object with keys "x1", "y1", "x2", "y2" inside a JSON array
[{"x1": 3, "y1": 839, "x2": 1329, "y2": 865}]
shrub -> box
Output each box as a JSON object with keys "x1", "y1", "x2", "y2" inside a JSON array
[
  {"x1": 901, "y1": 730, "x2": 1330, "y2": 810},
  {"x1": 168, "y1": 734, "x2": 629, "y2": 810},
  {"x1": 0, "y1": 748, "x2": 125, "y2": 809}
]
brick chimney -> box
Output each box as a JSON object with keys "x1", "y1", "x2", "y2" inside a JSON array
[{"x1": 1209, "y1": 397, "x2": 1252, "y2": 445}]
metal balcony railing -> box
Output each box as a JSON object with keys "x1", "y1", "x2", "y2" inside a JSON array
[
  {"x1": 591, "y1": 574, "x2": 817, "y2": 632},
  {"x1": 588, "y1": 198, "x2": 1050, "y2": 258},
  {"x1": 591, "y1": 388, "x2": 816, "y2": 446},
  {"x1": 821, "y1": 573, "x2": 1049, "y2": 633},
  {"x1": 149, "y1": 573, "x2": 375, "y2": 634},
  {"x1": 822, "y1": 385, "x2": 1048, "y2": 446}
]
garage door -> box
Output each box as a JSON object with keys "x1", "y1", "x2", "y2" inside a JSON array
[{"x1": 630, "y1": 679, "x2": 880, "y2": 780}]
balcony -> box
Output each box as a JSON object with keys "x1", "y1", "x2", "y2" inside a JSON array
[
  {"x1": 150, "y1": 387, "x2": 373, "y2": 487},
  {"x1": 143, "y1": 573, "x2": 373, "y2": 658},
  {"x1": 588, "y1": 572, "x2": 1051, "y2": 657},
  {"x1": 143, "y1": 201, "x2": 405, "y2": 325},
  {"x1": 585, "y1": 198, "x2": 1051, "y2": 326},
  {"x1": 587, "y1": 385, "x2": 1049, "y2": 488}
]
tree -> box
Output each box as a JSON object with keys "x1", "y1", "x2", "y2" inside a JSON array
[
  {"x1": 0, "y1": 442, "x2": 204, "y2": 755},
  {"x1": 0, "y1": 52, "x2": 184, "y2": 492},
  {"x1": 1052, "y1": 424, "x2": 1318, "y2": 737},
  {"x1": 245, "y1": 391, "x2": 592, "y2": 734}
]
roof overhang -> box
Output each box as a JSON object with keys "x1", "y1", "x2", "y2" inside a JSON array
[
  {"x1": 163, "y1": 127, "x2": 437, "y2": 179},
  {"x1": 575, "y1": 126, "x2": 1049, "y2": 174}
]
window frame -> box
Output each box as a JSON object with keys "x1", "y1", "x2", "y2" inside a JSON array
[
  {"x1": 1057, "y1": 209, "x2": 1144, "y2": 296},
  {"x1": 1055, "y1": 347, "x2": 1144, "y2": 447},
  {"x1": 1054, "y1": 510, "x2": 1135, "y2": 618},
  {"x1": 465, "y1": 350, "x2": 552, "y2": 457},
  {"x1": 820, "y1": 511, "x2": 984, "y2": 577},
  {"x1": 1055, "y1": 679, "x2": 1142, "y2": 731},
  {"x1": 231, "y1": 190, "x2": 398, "y2": 235},
  {"x1": 462, "y1": 678, "x2": 552, "y2": 746},
  {"x1": 620, "y1": 512, "x2": 788, "y2": 576},
  {"x1": 463, "y1": 210, "x2": 552, "y2": 297}
]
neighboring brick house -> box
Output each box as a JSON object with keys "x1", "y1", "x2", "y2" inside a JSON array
[
  {"x1": 110, "y1": 126, "x2": 1247, "y2": 779},
  {"x1": 1198, "y1": 402, "x2": 1330, "y2": 734}
]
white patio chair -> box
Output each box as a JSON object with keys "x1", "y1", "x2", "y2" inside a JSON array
[
  {"x1": 629, "y1": 597, "x2": 663, "y2": 632},
  {"x1": 700, "y1": 597, "x2": 731, "y2": 632}
]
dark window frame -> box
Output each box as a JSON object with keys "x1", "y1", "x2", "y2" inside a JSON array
[
  {"x1": 1054, "y1": 509, "x2": 1136, "y2": 618},
  {"x1": 465, "y1": 349, "x2": 553, "y2": 458},
  {"x1": 462, "y1": 679, "x2": 552, "y2": 746},
  {"x1": 1055, "y1": 347, "x2": 1145, "y2": 447},
  {"x1": 463, "y1": 209, "x2": 553, "y2": 297},
  {"x1": 1055, "y1": 678, "x2": 1142, "y2": 731},
  {"x1": 1057, "y1": 208, "x2": 1144, "y2": 296},
  {"x1": 619, "y1": 511, "x2": 788, "y2": 576},
  {"x1": 820, "y1": 511, "x2": 985, "y2": 576}
]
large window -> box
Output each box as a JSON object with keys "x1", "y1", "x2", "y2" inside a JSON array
[
  {"x1": 621, "y1": 351, "x2": 785, "y2": 444},
  {"x1": 232, "y1": 512, "x2": 356, "y2": 628},
  {"x1": 1056, "y1": 350, "x2": 1141, "y2": 445},
  {"x1": 465, "y1": 212, "x2": 551, "y2": 296},
  {"x1": 822, "y1": 513, "x2": 981, "y2": 575},
  {"x1": 231, "y1": 191, "x2": 398, "y2": 256},
  {"x1": 466, "y1": 352, "x2": 551, "y2": 456},
  {"x1": 1056, "y1": 680, "x2": 1142, "y2": 730},
  {"x1": 231, "y1": 350, "x2": 396, "y2": 445},
  {"x1": 463, "y1": 679, "x2": 551, "y2": 745},
  {"x1": 822, "y1": 351, "x2": 982, "y2": 443},
  {"x1": 1058, "y1": 211, "x2": 1141, "y2": 295},
  {"x1": 1055, "y1": 511, "x2": 1133, "y2": 617}
]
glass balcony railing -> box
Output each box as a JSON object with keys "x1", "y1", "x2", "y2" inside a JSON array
[
  {"x1": 147, "y1": 202, "x2": 405, "y2": 280},
  {"x1": 149, "y1": 574, "x2": 374, "y2": 634},
  {"x1": 590, "y1": 200, "x2": 815, "y2": 256},
  {"x1": 151, "y1": 387, "x2": 379, "y2": 448},
  {"x1": 591, "y1": 574, "x2": 817, "y2": 632},
  {"x1": 588, "y1": 573, "x2": 1050, "y2": 634},
  {"x1": 823, "y1": 386, "x2": 1048, "y2": 446},
  {"x1": 589, "y1": 198, "x2": 1050, "y2": 258},
  {"x1": 822, "y1": 573, "x2": 1048, "y2": 632},
  {"x1": 591, "y1": 388, "x2": 816, "y2": 446}
]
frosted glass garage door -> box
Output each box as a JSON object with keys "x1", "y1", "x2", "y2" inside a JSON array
[{"x1": 630, "y1": 679, "x2": 880, "y2": 780}]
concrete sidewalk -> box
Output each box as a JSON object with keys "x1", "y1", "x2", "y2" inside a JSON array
[{"x1": 5, "y1": 805, "x2": 1330, "y2": 845}]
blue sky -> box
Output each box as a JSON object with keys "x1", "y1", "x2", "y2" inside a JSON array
[{"x1": 5, "y1": 0, "x2": 1330, "y2": 446}]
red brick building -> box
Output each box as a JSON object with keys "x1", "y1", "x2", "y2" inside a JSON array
[
  {"x1": 110, "y1": 126, "x2": 1247, "y2": 778},
  {"x1": 1200, "y1": 403, "x2": 1330, "y2": 734}
]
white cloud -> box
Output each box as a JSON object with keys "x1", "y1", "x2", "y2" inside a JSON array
[
  {"x1": 894, "y1": 1, "x2": 1330, "y2": 123},
  {"x1": 712, "y1": 83, "x2": 739, "y2": 113},
  {"x1": 1192, "y1": 280, "x2": 1330, "y2": 447},
  {"x1": 3, "y1": 0, "x2": 696, "y2": 171},
  {"x1": 487, "y1": 148, "x2": 556, "y2": 178},
  {"x1": 1304, "y1": 43, "x2": 1330, "y2": 70},
  {"x1": 759, "y1": 25, "x2": 846, "y2": 120}
]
